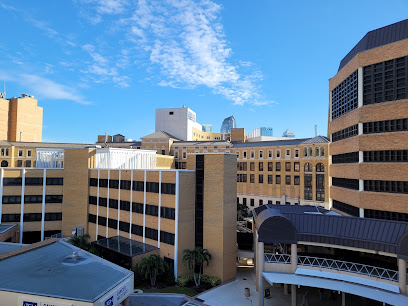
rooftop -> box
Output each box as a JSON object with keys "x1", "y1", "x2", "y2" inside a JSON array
[
  {"x1": 92, "y1": 236, "x2": 158, "y2": 257},
  {"x1": 232, "y1": 136, "x2": 329, "y2": 148},
  {"x1": 0, "y1": 223, "x2": 17, "y2": 234},
  {"x1": 0, "y1": 242, "x2": 25, "y2": 255},
  {"x1": 0, "y1": 239, "x2": 133, "y2": 302},
  {"x1": 339, "y1": 19, "x2": 408, "y2": 71}
]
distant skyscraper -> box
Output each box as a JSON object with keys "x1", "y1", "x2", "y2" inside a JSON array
[
  {"x1": 202, "y1": 124, "x2": 212, "y2": 132},
  {"x1": 248, "y1": 127, "x2": 273, "y2": 138},
  {"x1": 282, "y1": 128, "x2": 295, "y2": 138},
  {"x1": 220, "y1": 116, "x2": 236, "y2": 133}
]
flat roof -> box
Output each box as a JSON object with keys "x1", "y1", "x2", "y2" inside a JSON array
[
  {"x1": 0, "y1": 224, "x2": 17, "y2": 234},
  {"x1": 93, "y1": 236, "x2": 158, "y2": 257},
  {"x1": 0, "y1": 242, "x2": 25, "y2": 255},
  {"x1": 0, "y1": 239, "x2": 133, "y2": 302}
]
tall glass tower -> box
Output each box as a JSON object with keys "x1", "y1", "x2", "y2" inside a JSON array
[{"x1": 220, "y1": 116, "x2": 236, "y2": 133}]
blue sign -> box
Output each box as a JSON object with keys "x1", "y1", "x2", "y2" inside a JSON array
[
  {"x1": 104, "y1": 296, "x2": 114, "y2": 306},
  {"x1": 23, "y1": 302, "x2": 38, "y2": 306}
]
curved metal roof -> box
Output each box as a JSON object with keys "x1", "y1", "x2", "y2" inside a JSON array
[
  {"x1": 254, "y1": 204, "x2": 408, "y2": 259},
  {"x1": 338, "y1": 19, "x2": 408, "y2": 71}
]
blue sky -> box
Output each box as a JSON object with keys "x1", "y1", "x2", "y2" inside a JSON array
[{"x1": 0, "y1": 0, "x2": 407, "y2": 143}]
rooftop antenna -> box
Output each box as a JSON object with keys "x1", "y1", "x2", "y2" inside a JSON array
[
  {"x1": 0, "y1": 82, "x2": 5, "y2": 99},
  {"x1": 315, "y1": 125, "x2": 317, "y2": 137}
]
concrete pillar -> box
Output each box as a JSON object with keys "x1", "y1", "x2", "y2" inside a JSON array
[
  {"x1": 342, "y1": 292, "x2": 345, "y2": 306},
  {"x1": 291, "y1": 284, "x2": 296, "y2": 306},
  {"x1": 259, "y1": 276, "x2": 264, "y2": 306},
  {"x1": 291, "y1": 244, "x2": 297, "y2": 273},
  {"x1": 398, "y1": 258, "x2": 407, "y2": 294},
  {"x1": 359, "y1": 208, "x2": 364, "y2": 218},
  {"x1": 284, "y1": 284, "x2": 289, "y2": 295},
  {"x1": 256, "y1": 241, "x2": 265, "y2": 292}
]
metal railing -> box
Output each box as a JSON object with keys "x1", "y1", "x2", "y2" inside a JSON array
[
  {"x1": 264, "y1": 253, "x2": 291, "y2": 264},
  {"x1": 264, "y1": 253, "x2": 399, "y2": 283}
]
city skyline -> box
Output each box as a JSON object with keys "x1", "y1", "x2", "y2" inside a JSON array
[{"x1": 0, "y1": 1, "x2": 407, "y2": 143}]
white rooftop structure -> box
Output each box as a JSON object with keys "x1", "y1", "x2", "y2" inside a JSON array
[
  {"x1": 94, "y1": 148, "x2": 157, "y2": 170},
  {"x1": 36, "y1": 149, "x2": 64, "y2": 168}
]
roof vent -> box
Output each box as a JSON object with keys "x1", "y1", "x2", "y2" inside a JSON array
[{"x1": 61, "y1": 251, "x2": 88, "y2": 265}]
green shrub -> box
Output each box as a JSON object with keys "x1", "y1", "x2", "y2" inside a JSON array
[
  {"x1": 133, "y1": 263, "x2": 147, "y2": 287},
  {"x1": 157, "y1": 262, "x2": 176, "y2": 286},
  {"x1": 206, "y1": 275, "x2": 221, "y2": 287},
  {"x1": 177, "y1": 274, "x2": 193, "y2": 287}
]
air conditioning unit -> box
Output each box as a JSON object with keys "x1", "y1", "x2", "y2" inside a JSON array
[{"x1": 71, "y1": 226, "x2": 85, "y2": 237}]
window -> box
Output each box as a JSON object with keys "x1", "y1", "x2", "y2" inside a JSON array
[
  {"x1": 285, "y1": 162, "x2": 291, "y2": 171},
  {"x1": 25, "y1": 177, "x2": 43, "y2": 185},
  {"x1": 276, "y1": 150, "x2": 281, "y2": 158},
  {"x1": 275, "y1": 162, "x2": 281, "y2": 171},
  {"x1": 294, "y1": 162, "x2": 300, "y2": 172},
  {"x1": 332, "y1": 124, "x2": 358, "y2": 142},
  {"x1": 5, "y1": 149, "x2": 8, "y2": 156},
  {"x1": 316, "y1": 174, "x2": 325, "y2": 201},
  {"x1": 169, "y1": 111, "x2": 174, "y2": 115},
  {"x1": 276, "y1": 175, "x2": 281, "y2": 184},
  {"x1": 294, "y1": 149, "x2": 299, "y2": 158},
  {"x1": 285, "y1": 175, "x2": 291, "y2": 185},
  {"x1": 304, "y1": 147, "x2": 308, "y2": 157},
  {"x1": 175, "y1": 162, "x2": 186, "y2": 169},
  {"x1": 250, "y1": 199, "x2": 254, "y2": 207},
  {"x1": 182, "y1": 151, "x2": 186, "y2": 159},
  {"x1": 243, "y1": 198, "x2": 247, "y2": 206},
  {"x1": 250, "y1": 162, "x2": 255, "y2": 171},
  {"x1": 304, "y1": 162, "x2": 312, "y2": 172},
  {"x1": 268, "y1": 200, "x2": 272, "y2": 204},
  {"x1": 250, "y1": 151, "x2": 255, "y2": 159},
  {"x1": 25, "y1": 160, "x2": 31, "y2": 167},
  {"x1": 309, "y1": 147, "x2": 313, "y2": 157},
  {"x1": 18, "y1": 150, "x2": 23, "y2": 157},
  {"x1": 364, "y1": 180, "x2": 408, "y2": 194},
  {"x1": 285, "y1": 149, "x2": 290, "y2": 158},
  {"x1": 364, "y1": 208, "x2": 408, "y2": 222},
  {"x1": 259, "y1": 162, "x2": 263, "y2": 171},
  {"x1": 332, "y1": 152, "x2": 359, "y2": 164},
  {"x1": 250, "y1": 174, "x2": 254, "y2": 183},
  {"x1": 316, "y1": 163, "x2": 324, "y2": 172},
  {"x1": 160, "y1": 231, "x2": 175, "y2": 245},
  {"x1": 320, "y1": 147, "x2": 325, "y2": 156},
  {"x1": 17, "y1": 160, "x2": 23, "y2": 167},
  {"x1": 161, "y1": 150, "x2": 165, "y2": 155},
  {"x1": 332, "y1": 177, "x2": 359, "y2": 190},
  {"x1": 27, "y1": 150, "x2": 32, "y2": 157},
  {"x1": 259, "y1": 174, "x2": 263, "y2": 184},
  {"x1": 315, "y1": 147, "x2": 320, "y2": 157},
  {"x1": 268, "y1": 150, "x2": 273, "y2": 159},
  {"x1": 0, "y1": 149, "x2": 3, "y2": 156},
  {"x1": 174, "y1": 151, "x2": 179, "y2": 159},
  {"x1": 333, "y1": 200, "x2": 359, "y2": 217},
  {"x1": 363, "y1": 118, "x2": 408, "y2": 134},
  {"x1": 4, "y1": 178, "x2": 22, "y2": 186},
  {"x1": 1, "y1": 160, "x2": 8, "y2": 167},
  {"x1": 268, "y1": 175, "x2": 273, "y2": 184},
  {"x1": 294, "y1": 176, "x2": 300, "y2": 185},
  {"x1": 304, "y1": 174, "x2": 312, "y2": 200},
  {"x1": 364, "y1": 150, "x2": 408, "y2": 162},
  {"x1": 45, "y1": 195, "x2": 63, "y2": 203},
  {"x1": 259, "y1": 151, "x2": 263, "y2": 159},
  {"x1": 331, "y1": 70, "x2": 358, "y2": 120},
  {"x1": 259, "y1": 199, "x2": 263, "y2": 206},
  {"x1": 268, "y1": 162, "x2": 273, "y2": 171},
  {"x1": 243, "y1": 151, "x2": 247, "y2": 159},
  {"x1": 237, "y1": 174, "x2": 247, "y2": 182}
]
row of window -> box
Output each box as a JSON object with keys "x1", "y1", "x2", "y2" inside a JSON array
[
  {"x1": 175, "y1": 162, "x2": 187, "y2": 169},
  {"x1": 331, "y1": 70, "x2": 358, "y2": 120},
  {"x1": 364, "y1": 150, "x2": 408, "y2": 163},
  {"x1": 90, "y1": 178, "x2": 176, "y2": 195},
  {"x1": 332, "y1": 152, "x2": 359, "y2": 164},
  {"x1": 238, "y1": 174, "x2": 301, "y2": 185},
  {"x1": 237, "y1": 162, "x2": 324, "y2": 173},
  {"x1": 89, "y1": 196, "x2": 175, "y2": 220},
  {"x1": 88, "y1": 214, "x2": 175, "y2": 245},
  {"x1": 363, "y1": 118, "x2": 408, "y2": 134},
  {"x1": 332, "y1": 177, "x2": 359, "y2": 190},
  {"x1": 238, "y1": 147, "x2": 325, "y2": 160},
  {"x1": 332, "y1": 200, "x2": 359, "y2": 217},
  {"x1": 1, "y1": 212, "x2": 62, "y2": 222},
  {"x1": 3, "y1": 177, "x2": 63, "y2": 186},
  {"x1": 332, "y1": 124, "x2": 358, "y2": 142},
  {"x1": 363, "y1": 56, "x2": 407, "y2": 105},
  {"x1": 2, "y1": 195, "x2": 63, "y2": 204}
]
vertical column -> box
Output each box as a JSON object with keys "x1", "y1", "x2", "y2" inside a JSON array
[
  {"x1": 256, "y1": 241, "x2": 265, "y2": 291},
  {"x1": 0, "y1": 168, "x2": 3, "y2": 224},
  {"x1": 398, "y1": 258, "x2": 407, "y2": 294},
  {"x1": 291, "y1": 244, "x2": 297, "y2": 273},
  {"x1": 174, "y1": 171, "x2": 180, "y2": 280},
  {"x1": 357, "y1": 67, "x2": 363, "y2": 108},
  {"x1": 41, "y1": 169, "x2": 46, "y2": 241},
  {"x1": 96, "y1": 169, "x2": 100, "y2": 240},
  {"x1": 158, "y1": 170, "x2": 162, "y2": 248},
  {"x1": 106, "y1": 169, "x2": 110, "y2": 238},
  {"x1": 19, "y1": 169, "x2": 26, "y2": 243},
  {"x1": 291, "y1": 284, "x2": 296, "y2": 306},
  {"x1": 143, "y1": 170, "x2": 146, "y2": 243},
  {"x1": 359, "y1": 208, "x2": 364, "y2": 218},
  {"x1": 359, "y1": 151, "x2": 364, "y2": 163},
  {"x1": 129, "y1": 170, "x2": 133, "y2": 239},
  {"x1": 259, "y1": 275, "x2": 264, "y2": 306},
  {"x1": 117, "y1": 170, "x2": 121, "y2": 236},
  {"x1": 342, "y1": 292, "x2": 346, "y2": 306}
]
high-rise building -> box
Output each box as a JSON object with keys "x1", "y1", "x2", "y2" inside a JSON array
[
  {"x1": 0, "y1": 94, "x2": 43, "y2": 142},
  {"x1": 328, "y1": 19, "x2": 408, "y2": 220},
  {"x1": 220, "y1": 115, "x2": 236, "y2": 134},
  {"x1": 248, "y1": 127, "x2": 273, "y2": 138},
  {"x1": 282, "y1": 128, "x2": 295, "y2": 138},
  {"x1": 202, "y1": 124, "x2": 212, "y2": 132}
]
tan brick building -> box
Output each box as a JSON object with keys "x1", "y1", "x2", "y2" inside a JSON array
[{"x1": 328, "y1": 19, "x2": 408, "y2": 220}]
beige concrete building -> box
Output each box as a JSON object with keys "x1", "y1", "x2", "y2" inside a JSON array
[{"x1": 0, "y1": 94, "x2": 43, "y2": 142}]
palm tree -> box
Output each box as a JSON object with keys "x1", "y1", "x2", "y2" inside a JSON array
[
  {"x1": 138, "y1": 254, "x2": 166, "y2": 287},
  {"x1": 182, "y1": 247, "x2": 212, "y2": 287},
  {"x1": 68, "y1": 234, "x2": 92, "y2": 250}
]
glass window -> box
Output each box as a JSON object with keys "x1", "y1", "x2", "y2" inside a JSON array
[
  {"x1": 275, "y1": 162, "x2": 281, "y2": 171},
  {"x1": 250, "y1": 199, "x2": 254, "y2": 206},
  {"x1": 309, "y1": 147, "x2": 313, "y2": 157},
  {"x1": 259, "y1": 174, "x2": 263, "y2": 183},
  {"x1": 304, "y1": 162, "x2": 312, "y2": 172},
  {"x1": 304, "y1": 147, "x2": 308, "y2": 157},
  {"x1": 285, "y1": 175, "x2": 291, "y2": 185},
  {"x1": 276, "y1": 150, "x2": 281, "y2": 158},
  {"x1": 268, "y1": 162, "x2": 273, "y2": 171},
  {"x1": 259, "y1": 162, "x2": 263, "y2": 171},
  {"x1": 294, "y1": 149, "x2": 299, "y2": 158},
  {"x1": 294, "y1": 162, "x2": 300, "y2": 172},
  {"x1": 259, "y1": 151, "x2": 263, "y2": 159},
  {"x1": 276, "y1": 175, "x2": 281, "y2": 184},
  {"x1": 316, "y1": 163, "x2": 325, "y2": 172},
  {"x1": 268, "y1": 175, "x2": 273, "y2": 184},
  {"x1": 294, "y1": 176, "x2": 300, "y2": 185},
  {"x1": 286, "y1": 149, "x2": 290, "y2": 157},
  {"x1": 321, "y1": 147, "x2": 325, "y2": 156},
  {"x1": 243, "y1": 151, "x2": 247, "y2": 159},
  {"x1": 18, "y1": 150, "x2": 23, "y2": 157},
  {"x1": 250, "y1": 151, "x2": 255, "y2": 159},
  {"x1": 250, "y1": 174, "x2": 254, "y2": 183},
  {"x1": 250, "y1": 162, "x2": 255, "y2": 171},
  {"x1": 268, "y1": 150, "x2": 273, "y2": 159},
  {"x1": 285, "y1": 162, "x2": 291, "y2": 171},
  {"x1": 315, "y1": 147, "x2": 320, "y2": 157}
]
